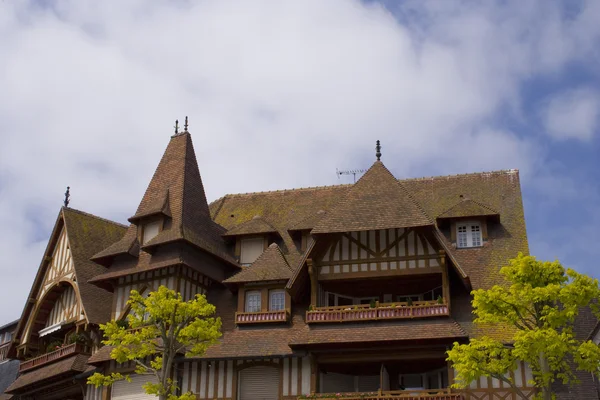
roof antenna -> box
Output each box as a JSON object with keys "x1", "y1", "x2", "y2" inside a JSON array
[
  {"x1": 64, "y1": 186, "x2": 70, "y2": 208},
  {"x1": 174, "y1": 119, "x2": 179, "y2": 134},
  {"x1": 184, "y1": 116, "x2": 189, "y2": 132},
  {"x1": 337, "y1": 168, "x2": 366, "y2": 184},
  {"x1": 376, "y1": 140, "x2": 382, "y2": 161}
]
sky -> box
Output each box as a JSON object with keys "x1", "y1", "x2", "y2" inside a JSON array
[{"x1": 0, "y1": 0, "x2": 599, "y2": 323}]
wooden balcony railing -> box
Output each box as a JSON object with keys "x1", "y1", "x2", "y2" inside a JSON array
[
  {"x1": 19, "y1": 343, "x2": 89, "y2": 372},
  {"x1": 306, "y1": 301, "x2": 449, "y2": 323},
  {"x1": 235, "y1": 310, "x2": 289, "y2": 324},
  {"x1": 299, "y1": 389, "x2": 462, "y2": 400},
  {"x1": 0, "y1": 342, "x2": 9, "y2": 361}
]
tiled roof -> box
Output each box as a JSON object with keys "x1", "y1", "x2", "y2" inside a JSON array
[
  {"x1": 0, "y1": 360, "x2": 19, "y2": 395},
  {"x1": 213, "y1": 169, "x2": 528, "y2": 293},
  {"x1": 437, "y1": 198, "x2": 499, "y2": 219},
  {"x1": 312, "y1": 161, "x2": 433, "y2": 234},
  {"x1": 5, "y1": 354, "x2": 88, "y2": 393},
  {"x1": 224, "y1": 243, "x2": 292, "y2": 284},
  {"x1": 288, "y1": 210, "x2": 326, "y2": 232},
  {"x1": 222, "y1": 216, "x2": 278, "y2": 237},
  {"x1": 93, "y1": 132, "x2": 237, "y2": 266},
  {"x1": 290, "y1": 318, "x2": 467, "y2": 347},
  {"x1": 404, "y1": 169, "x2": 529, "y2": 290},
  {"x1": 128, "y1": 188, "x2": 172, "y2": 222}
]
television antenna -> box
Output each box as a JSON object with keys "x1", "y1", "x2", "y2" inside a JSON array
[{"x1": 336, "y1": 168, "x2": 366, "y2": 183}]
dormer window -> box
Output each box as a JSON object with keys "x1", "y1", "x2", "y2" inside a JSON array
[
  {"x1": 142, "y1": 221, "x2": 161, "y2": 244},
  {"x1": 240, "y1": 237, "x2": 264, "y2": 266},
  {"x1": 456, "y1": 222, "x2": 482, "y2": 248},
  {"x1": 269, "y1": 290, "x2": 285, "y2": 311}
]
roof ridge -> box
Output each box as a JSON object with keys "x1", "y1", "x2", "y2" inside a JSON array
[
  {"x1": 400, "y1": 169, "x2": 520, "y2": 182},
  {"x1": 62, "y1": 207, "x2": 128, "y2": 229},
  {"x1": 213, "y1": 183, "x2": 352, "y2": 198}
]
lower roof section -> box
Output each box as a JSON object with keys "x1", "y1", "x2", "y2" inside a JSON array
[
  {"x1": 6, "y1": 354, "x2": 89, "y2": 394},
  {"x1": 289, "y1": 318, "x2": 467, "y2": 349}
]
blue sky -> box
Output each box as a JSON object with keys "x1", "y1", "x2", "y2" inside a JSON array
[{"x1": 0, "y1": 0, "x2": 599, "y2": 323}]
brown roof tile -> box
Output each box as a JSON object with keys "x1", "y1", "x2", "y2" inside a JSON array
[
  {"x1": 222, "y1": 216, "x2": 279, "y2": 237},
  {"x1": 288, "y1": 210, "x2": 327, "y2": 232},
  {"x1": 312, "y1": 161, "x2": 433, "y2": 234},
  {"x1": 437, "y1": 198, "x2": 499, "y2": 220},
  {"x1": 224, "y1": 243, "x2": 292, "y2": 284},
  {"x1": 290, "y1": 318, "x2": 467, "y2": 347},
  {"x1": 5, "y1": 354, "x2": 89, "y2": 393}
]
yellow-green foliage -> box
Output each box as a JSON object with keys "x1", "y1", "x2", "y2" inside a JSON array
[
  {"x1": 88, "y1": 286, "x2": 222, "y2": 400},
  {"x1": 447, "y1": 253, "x2": 600, "y2": 400}
]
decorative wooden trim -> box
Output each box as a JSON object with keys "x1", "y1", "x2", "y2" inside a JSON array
[
  {"x1": 311, "y1": 389, "x2": 462, "y2": 400},
  {"x1": 19, "y1": 343, "x2": 89, "y2": 372},
  {"x1": 308, "y1": 259, "x2": 317, "y2": 306},
  {"x1": 318, "y1": 264, "x2": 443, "y2": 281}
]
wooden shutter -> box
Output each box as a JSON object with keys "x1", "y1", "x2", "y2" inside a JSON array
[
  {"x1": 240, "y1": 238, "x2": 264, "y2": 265},
  {"x1": 239, "y1": 366, "x2": 279, "y2": 400},
  {"x1": 111, "y1": 374, "x2": 158, "y2": 400},
  {"x1": 357, "y1": 375, "x2": 380, "y2": 392}
]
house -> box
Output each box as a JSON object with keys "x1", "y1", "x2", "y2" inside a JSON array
[
  {"x1": 4, "y1": 124, "x2": 596, "y2": 399},
  {"x1": 0, "y1": 320, "x2": 19, "y2": 399}
]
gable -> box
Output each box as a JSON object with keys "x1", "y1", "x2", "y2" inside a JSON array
[
  {"x1": 39, "y1": 227, "x2": 76, "y2": 299},
  {"x1": 318, "y1": 228, "x2": 441, "y2": 279}
]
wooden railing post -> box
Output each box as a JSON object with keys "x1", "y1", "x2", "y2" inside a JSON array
[{"x1": 307, "y1": 258, "x2": 318, "y2": 308}]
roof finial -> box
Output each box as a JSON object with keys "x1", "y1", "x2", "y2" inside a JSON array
[
  {"x1": 64, "y1": 186, "x2": 70, "y2": 208},
  {"x1": 375, "y1": 140, "x2": 381, "y2": 161},
  {"x1": 184, "y1": 116, "x2": 189, "y2": 132},
  {"x1": 174, "y1": 119, "x2": 179, "y2": 134}
]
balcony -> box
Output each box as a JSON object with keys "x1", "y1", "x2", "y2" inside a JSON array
[
  {"x1": 299, "y1": 389, "x2": 462, "y2": 400},
  {"x1": 235, "y1": 309, "x2": 289, "y2": 324},
  {"x1": 19, "y1": 343, "x2": 89, "y2": 372},
  {"x1": 306, "y1": 301, "x2": 448, "y2": 323}
]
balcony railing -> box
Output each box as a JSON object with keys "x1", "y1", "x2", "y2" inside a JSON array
[
  {"x1": 299, "y1": 389, "x2": 462, "y2": 400},
  {"x1": 20, "y1": 343, "x2": 89, "y2": 372},
  {"x1": 0, "y1": 342, "x2": 9, "y2": 361},
  {"x1": 306, "y1": 301, "x2": 449, "y2": 323},
  {"x1": 235, "y1": 310, "x2": 289, "y2": 324}
]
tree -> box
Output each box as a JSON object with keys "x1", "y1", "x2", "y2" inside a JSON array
[
  {"x1": 447, "y1": 253, "x2": 600, "y2": 400},
  {"x1": 88, "y1": 286, "x2": 222, "y2": 400}
]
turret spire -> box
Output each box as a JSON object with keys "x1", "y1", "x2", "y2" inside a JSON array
[{"x1": 376, "y1": 140, "x2": 381, "y2": 161}]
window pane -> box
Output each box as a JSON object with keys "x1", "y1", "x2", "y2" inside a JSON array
[
  {"x1": 471, "y1": 224, "x2": 482, "y2": 247},
  {"x1": 457, "y1": 225, "x2": 468, "y2": 248},
  {"x1": 269, "y1": 290, "x2": 285, "y2": 311},
  {"x1": 245, "y1": 292, "x2": 261, "y2": 312}
]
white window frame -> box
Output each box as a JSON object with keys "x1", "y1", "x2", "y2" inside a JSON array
[
  {"x1": 269, "y1": 290, "x2": 285, "y2": 311},
  {"x1": 245, "y1": 291, "x2": 261, "y2": 313},
  {"x1": 456, "y1": 221, "x2": 483, "y2": 248},
  {"x1": 240, "y1": 237, "x2": 265, "y2": 266}
]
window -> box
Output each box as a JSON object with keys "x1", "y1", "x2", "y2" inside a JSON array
[
  {"x1": 456, "y1": 222, "x2": 483, "y2": 248},
  {"x1": 269, "y1": 290, "x2": 285, "y2": 311},
  {"x1": 245, "y1": 291, "x2": 261, "y2": 313},
  {"x1": 142, "y1": 221, "x2": 161, "y2": 244},
  {"x1": 240, "y1": 237, "x2": 264, "y2": 266}
]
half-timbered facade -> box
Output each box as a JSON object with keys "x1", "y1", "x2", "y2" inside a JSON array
[{"x1": 5, "y1": 125, "x2": 597, "y2": 400}]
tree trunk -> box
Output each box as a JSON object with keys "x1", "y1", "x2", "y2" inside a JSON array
[{"x1": 539, "y1": 354, "x2": 553, "y2": 400}]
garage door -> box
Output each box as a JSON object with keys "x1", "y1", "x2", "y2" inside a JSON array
[
  {"x1": 112, "y1": 374, "x2": 158, "y2": 400},
  {"x1": 239, "y1": 366, "x2": 279, "y2": 400}
]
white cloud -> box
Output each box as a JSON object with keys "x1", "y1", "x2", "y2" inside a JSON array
[
  {"x1": 542, "y1": 88, "x2": 600, "y2": 141},
  {"x1": 0, "y1": 0, "x2": 598, "y2": 322}
]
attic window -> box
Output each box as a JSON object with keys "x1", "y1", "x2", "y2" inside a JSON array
[
  {"x1": 456, "y1": 222, "x2": 482, "y2": 248},
  {"x1": 142, "y1": 221, "x2": 161, "y2": 244},
  {"x1": 240, "y1": 237, "x2": 264, "y2": 266}
]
